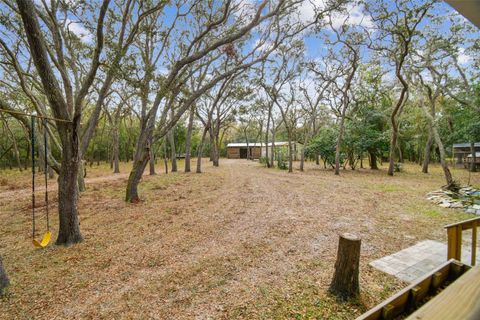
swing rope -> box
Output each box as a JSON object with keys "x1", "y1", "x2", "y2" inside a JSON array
[
  {"x1": 31, "y1": 116, "x2": 51, "y2": 248},
  {"x1": 31, "y1": 115, "x2": 35, "y2": 240},
  {"x1": 43, "y1": 118, "x2": 50, "y2": 232}
]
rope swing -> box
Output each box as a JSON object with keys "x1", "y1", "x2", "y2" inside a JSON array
[{"x1": 31, "y1": 116, "x2": 51, "y2": 248}]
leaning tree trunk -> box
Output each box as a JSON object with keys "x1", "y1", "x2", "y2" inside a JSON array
[
  {"x1": 184, "y1": 106, "x2": 195, "y2": 173},
  {"x1": 422, "y1": 126, "x2": 433, "y2": 174},
  {"x1": 0, "y1": 255, "x2": 8, "y2": 296},
  {"x1": 421, "y1": 103, "x2": 454, "y2": 189},
  {"x1": 125, "y1": 127, "x2": 152, "y2": 203},
  {"x1": 470, "y1": 142, "x2": 477, "y2": 172},
  {"x1": 56, "y1": 125, "x2": 83, "y2": 245},
  {"x1": 330, "y1": 233, "x2": 361, "y2": 300}
]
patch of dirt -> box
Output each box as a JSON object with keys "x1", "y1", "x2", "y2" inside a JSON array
[{"x1": 0, "y1": 159, "x2": 478, "y2": 319}]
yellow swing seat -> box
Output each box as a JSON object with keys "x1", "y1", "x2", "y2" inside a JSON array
[{"x1": 32, "y1": 231, "x2": 52, "y2": 248}]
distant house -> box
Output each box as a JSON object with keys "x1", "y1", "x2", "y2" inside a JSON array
[
  {"x1": 452, "y1": 143, "x2": 480, "y2": 168},
  {"x1": 466, "y1": 152, "x2": 480, "y2": 169},
  {"x1": 226, "y1": 142, "x2": 303, "y2": 160}
]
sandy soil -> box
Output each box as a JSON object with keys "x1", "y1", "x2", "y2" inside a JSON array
[{"x1": 0, "y1": 159, "x2": 478, "y2": 319}]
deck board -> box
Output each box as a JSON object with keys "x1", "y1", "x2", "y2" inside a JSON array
[{"x1": 406, "y1": 266, "x2": 480, "y2": 320}]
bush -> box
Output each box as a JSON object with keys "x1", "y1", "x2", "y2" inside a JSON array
[
  {"x1": 259, "y1": 157, "x2": 268, "y2": 165},
  {"x1": 276, "y1": 149, "x2": 288, "y2": 170},
  {"x1": 394, "y1": 163, "x2": 402, "y2": 172}
]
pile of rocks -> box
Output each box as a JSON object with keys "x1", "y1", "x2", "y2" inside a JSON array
[{"x1": 426, "y1": 186, "x2": 480, "y2": 215}]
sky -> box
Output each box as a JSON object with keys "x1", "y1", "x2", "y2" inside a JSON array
[{"x1": 25, "y1": 0, "x2": 476, "y2": 69}]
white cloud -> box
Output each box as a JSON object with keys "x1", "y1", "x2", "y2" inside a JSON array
[
  {"x1": 65, "y1": 19, "x2": 93, "y2": 44},
  {"x1": 296, "y1": 0, "x2": 328, "y2": 24},
  {"x1": 330, "y1": 3, "x2": 373, "y2": 30},
  {"x1": 457, "y1": 47, "x2": 471, "y2": 65},
  {"x1": 294, "y1": 1, "x2": 373, "y2": 30}
]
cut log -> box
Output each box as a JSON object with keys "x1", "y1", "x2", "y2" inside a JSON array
[
  {"x1": 0, "y1": 255, "x2": 9, "y2": 296},
  {"x1": 329, "y1": 233, "x2": 361, "y2": 300}
]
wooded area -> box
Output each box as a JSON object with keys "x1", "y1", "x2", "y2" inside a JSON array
[{"x1": 0, "y1": 0, "x2": 479, "y2": 318}]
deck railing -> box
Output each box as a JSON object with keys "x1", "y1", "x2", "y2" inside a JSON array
[{"x1": 444, "y1": 216, "x2": 480, "y2": 266}]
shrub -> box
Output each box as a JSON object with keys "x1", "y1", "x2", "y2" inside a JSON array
[{"x1": 276, "y1": 149, "x2": 288, "y2": 170}]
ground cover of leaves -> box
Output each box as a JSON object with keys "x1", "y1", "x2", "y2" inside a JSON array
[{"x1": 0, "y1": 159, "x2": 478, "y2": 319}]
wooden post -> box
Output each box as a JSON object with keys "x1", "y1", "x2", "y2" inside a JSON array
[
  {"x1": 447, "y1": 226, "x2": 462, "y2": 261},
  {"x1": 0, "y1": 255, "x2": 9, "y2": 296},
  {"x1": 472, "y1": 221, "x2": 477, "y2": 266},
  {"x1": 330, "y1": 233, "x2": 361, "y2": 300}
]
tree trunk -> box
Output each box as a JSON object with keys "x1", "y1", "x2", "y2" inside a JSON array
[
  {"x1": 300, "y1": 129, "x2": 312, "y2": 172},
  {"x1": 421, "y1": 103, "x2": 454, "y2": 189},
  {"x1": 56, "y1": 126, "x2": 83, "y2": 245},
  {"x1": 397, "y1": 144, "x2": 404, "y2": 163},
  {"x1": 77, "y1": 161, "x2": 86, "y2": 192},
  {"x1": 470, "y1": 142, "x2": 477, "y2": 172},
  {"x1": 163, "y1": 141, "x2": 168, "y2": 174},
  {"x1": 265, "y1": 108, "x2": 271, "y2": 168},
  {"x1": 196, "y1": 125, "x2": 209, "y2": 173},
  {"x1": 335, "y1": 113, "x2": 346, "y2": 175},
  {"x1": 112, "y1": 125, "x2": 120, "y2": 173},
  {"x1": 244, "y1": 128, "x2": 250, "y2": 160},
  {"x1": 270, "y1": 124, "x2": 276, "y2": 168},
  {"x1": 209, "y1": 127, "x2": 215, "y2": 162},
  {"x1": 315, "y1": 153, "x2": 320, "y2": 165},
  {"x1": 125, "y1": 129, "x2": 152, "y2": 203},
  {"x1": 184, "y1": 105, "x2": 195, "y2": 173},
  {"x1": 422, "y1": 126, "x2": 433, "y2": 174},
  {"x1": 329, "y1": 233, "x2": 361, "y2": 300},
  {"x1": 212, "y1": 130, "x2": 220, "y2": 167},
  {"x1": 388, "y1": 127, "x2": 398, "y2": 176},
  {"x1": 300, "y1": 145, "x2": 305, "y2": 172},
  {"x1": 168, "y1": 129, "x2": 177, "y2": 172},
  {"x1": 369, "y1": 151, "x2": 378, "y2": 170},
  {"x1": 149, "y1": 140, "x2": 156, "y2": 175},
  {"x1": 0, "y1": 255, "x2": 8, "y2": 296},
  {"x1": 125, "y1": 152, "x2": 149, "y2": 203},
  {"x1": 287, "y1": 134, "x2": 293, "y2": 173}
]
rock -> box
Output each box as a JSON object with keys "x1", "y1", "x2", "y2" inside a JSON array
[
  {"x1": 472, "y1": 205, "x2": 480, "y2": 210},
  {"x1": 466, "y1": 208, "x2": 476, "y2": 214},
  {"x1": 440, "y1": 202, "x2": 452, "y2": 208},
  {"x1": 477, "y1": 210, "x2": 480, "y2": 216},
  {"x1": 451, "y1": 202, "x2": 464, "y2": 208}
]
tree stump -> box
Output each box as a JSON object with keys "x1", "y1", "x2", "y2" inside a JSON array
[
  {"x1": 0, "y1": 255, "x2": 9, "y2": 296},
  {"x1": 329, "y1": 233, "x2": 361, "y2": 300}
]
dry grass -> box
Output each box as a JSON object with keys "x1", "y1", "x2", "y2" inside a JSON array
[{"x1": 0, "y1": 159, "x2": 478, "y2": 319}]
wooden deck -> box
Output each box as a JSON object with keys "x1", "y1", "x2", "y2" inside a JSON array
[{"x1": 406, "y1": 265, "x2": 480, "y2": 320}]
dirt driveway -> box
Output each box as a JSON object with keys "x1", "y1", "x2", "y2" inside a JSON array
[{"x1": 0, "y1": 159, "x2": 477, "y2": 319}]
